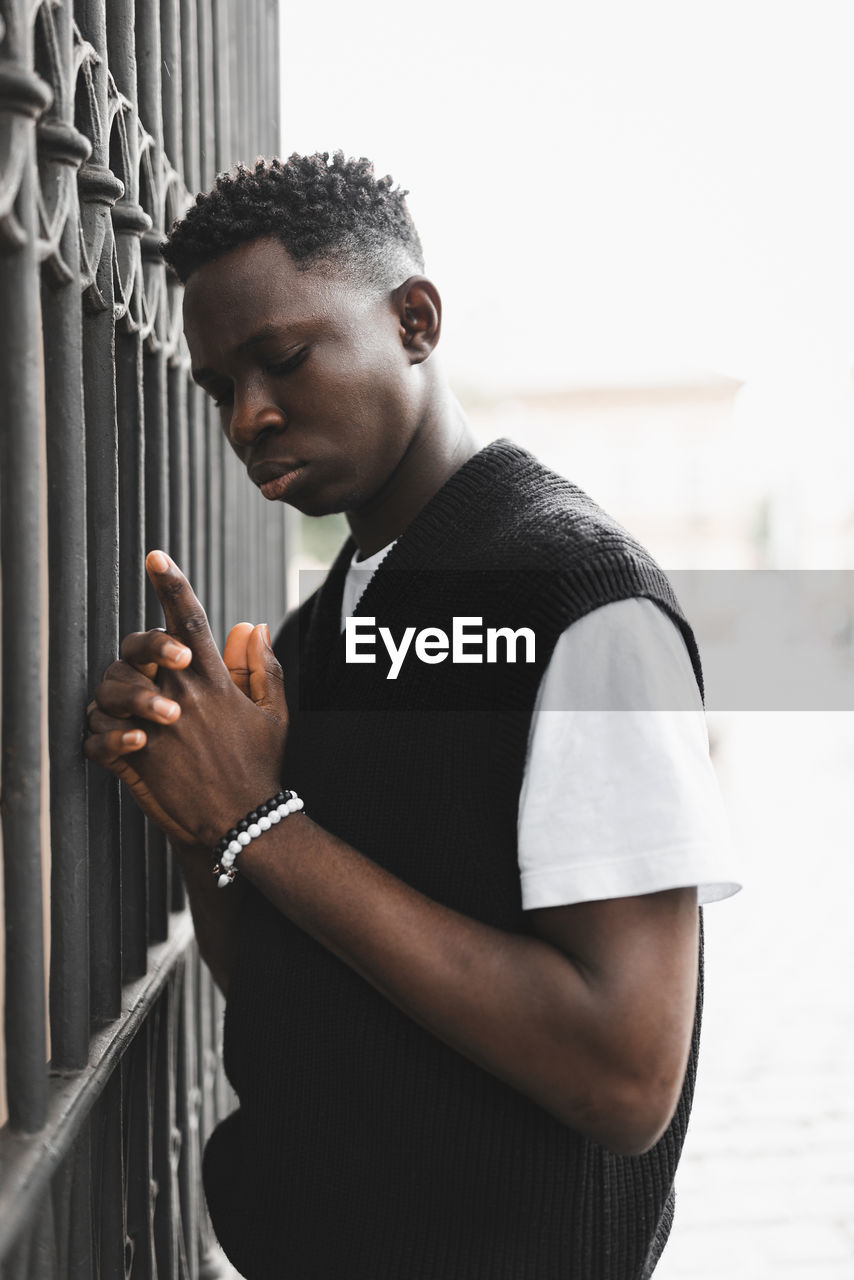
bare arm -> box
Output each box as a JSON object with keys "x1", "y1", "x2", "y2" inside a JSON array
[{"x1": 170, "y1": 840, "x2": 243, "y2": 996}]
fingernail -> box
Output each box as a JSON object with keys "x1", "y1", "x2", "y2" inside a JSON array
[
  {"x1": 164, "y1": 642, "x2": 191, "y2": 664},
  {"x1": 122, "y1": 730, "x2": 144, "y2": 746},
  {"x1": 147, "y1": 550, "x2": 169, "y2": 573},
  {"x1": 152, "y1": 697, "x2": 179, "y2": 721},
  {"x1": 262, "y1": 623, "x2": 271, "y2": 646}
]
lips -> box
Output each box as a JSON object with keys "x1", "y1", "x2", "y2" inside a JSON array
[{"x1": 248, "y1": 459, "x2": 306, "y2": 500}]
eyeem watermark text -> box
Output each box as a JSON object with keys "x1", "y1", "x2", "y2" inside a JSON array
[{"x1": 345, "y1": 616, "x2": 537, "y2": 680}]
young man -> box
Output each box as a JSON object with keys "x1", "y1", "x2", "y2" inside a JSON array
[{"x1": 86, "y1": 153, "x2": 738, "y2": 1279}]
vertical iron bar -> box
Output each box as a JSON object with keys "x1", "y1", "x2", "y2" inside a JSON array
[
  {"x1": 78, "y1": 0, "x2": 123, "y2": 1025},
  {"x1": 161, "y1": 0, "x2": 183, "y2": 174},
  {"x1": 211, "y1": 0, "x2": 231, "y2": 175},
  {"x1": 167, "y1": 359, "x2": 190, "y2": 913},
  {"x1": 107, "y1": 0, "x2": 156, "y2": 979},
  {"x1": 275, "y1": 0, "x2": 283, "y2": 152},
  {"x1": 196, "y1": 964, "x2": 216, "y2": 1152},
  {"x1": 123, "y1": 1022, "x2": 154, "y2": 1275},
  {"x1": 136, "y1": 0, "x2": 174, "y2": 945},
  {"x1": 65, "y1": 1128, "x2": 94, "y2": 1280},
  {"x1": 212, "y1": 983, "x2": 229, "y2": 1123},
  {"x1": 233, "y1": 4, "x2": 246, "y2": 162},
  {"x1": 153, "y1": 975, "x2": 179, "y2": 1277},
  {"x1": 188, "y1": 386, "x2": 207, "y2": 604},
  {"x1": 268, "y1": 0, "x2": 280, "y2": 154},
  {"x1": 255, "y1": 0, "x2": 264, "y2": 153},
  {"x1": 0, "y1": 10, "x2": 50, "y2": 1132},
  {"x1": 205, "y1": 410, "x2": 224, "y2": 645},
  {"x1": 265, "y1": 494, "x2": 280, "y2": 633},
  {"x1": 167, "y1": 366, "x2": 190, "y2": 593},
  {"x1": 49, "y1": 1145, "x2": 74, "y2": 1279},
  {"x1": 19, "y1": 1183, "x2": 55, "y2": 1278},
  {"x1": 220, "y1": 440, "x2": 236, "y2": 628},
  {"x1": 92, "y1": 1065, "x2": 126, "y2": 1280},
  {"x1": 253, "y1": 1, "x2": 262, "y2": 153},
  {"x1": 176, "y1": 950, "x2": 201, "y2": 1279},
  {"x1": 115, "y1": 331, "x2": 150, "y2": 979},
  {"x1": 41, "y1": 0, "x2": 91, "y2": 1071},
  {"x1": 143, "y1": 334, "x2": 171, "y2": 946},
  {"x1": 227, "y1": 0, "x2": 240, "y2": 163},
  {"x1": 180, "y1": 0, "x2": 201, "y2": 196},
  {"x1": 196, "y1": 0, "x2": 216, "y2": 189}
]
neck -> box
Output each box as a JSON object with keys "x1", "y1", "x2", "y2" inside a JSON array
[{"x1": 346, "y1": 391, "x2": 480, "y2": 559}]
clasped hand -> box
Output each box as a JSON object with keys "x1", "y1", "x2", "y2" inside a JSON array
[{"x1": 85, "y1": 550, "x2": 288, "y2": 849}]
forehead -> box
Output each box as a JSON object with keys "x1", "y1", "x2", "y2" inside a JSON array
[{"x1": 182, "y1": 235, "x2": 371, "y2": 359}]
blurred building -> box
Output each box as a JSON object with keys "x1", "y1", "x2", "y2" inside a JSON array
[{"x1": 463, "y1": 371, "x2": 751, "y2": 570}]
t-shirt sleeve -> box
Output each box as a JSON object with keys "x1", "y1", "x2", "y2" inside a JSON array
[{"x1": 517, "y1": 597, "x2": 742, "y2": 909}]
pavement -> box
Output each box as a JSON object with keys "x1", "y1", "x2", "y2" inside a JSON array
[{"x1": 654, "y1": 712, "x2": 854, "y2": 1280}]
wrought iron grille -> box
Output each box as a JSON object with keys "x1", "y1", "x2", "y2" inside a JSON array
[{"x1": 0, "y1": 0, "x2": 282, "y2": 1273}]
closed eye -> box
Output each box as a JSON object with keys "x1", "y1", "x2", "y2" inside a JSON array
[
  {"x1": 201, "y1": 348, "x2": 307, "y2": 408},
  {"x1": 266, "y1": 348, "x2": 307, "y2": 377}
]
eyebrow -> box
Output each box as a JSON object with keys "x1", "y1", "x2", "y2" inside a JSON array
[{"x1": 191, "y1": 321, "x2": 305, "y2": 385}]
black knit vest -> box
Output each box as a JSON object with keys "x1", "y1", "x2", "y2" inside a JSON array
[{"x1": 204, "y1": 439, "x2": 705, "y2": 1280}]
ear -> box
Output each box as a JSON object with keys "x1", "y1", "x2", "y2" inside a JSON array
[{"x1": 392, "y1": 276, "x2": 442, "y2": 365}]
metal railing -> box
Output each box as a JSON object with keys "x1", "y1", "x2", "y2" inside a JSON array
[{"x1": 0, "y1": 0, "x2": 283, "y2": 1273}]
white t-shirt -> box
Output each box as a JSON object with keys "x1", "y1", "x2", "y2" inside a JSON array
[{"x1": 340, "y1": 540, "x2": 741, "y2": 910}]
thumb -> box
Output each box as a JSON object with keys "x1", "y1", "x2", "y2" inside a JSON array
[
  {"x1": 247, "y1": 624, "x2": 287, "y2": 718},
  {"x1": 223, "y1": 622, "x2": 255, "y2": 697}
]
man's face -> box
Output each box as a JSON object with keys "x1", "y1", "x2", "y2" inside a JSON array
[{"x1": 183, "y1": 235, "x2": 420, "y2": 517}]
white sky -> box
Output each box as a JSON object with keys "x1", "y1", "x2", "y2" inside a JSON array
[{"x1": 280, "y1": 0, "x2": 854, "y2": 392}]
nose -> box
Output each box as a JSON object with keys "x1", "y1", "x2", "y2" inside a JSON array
[{"x1": 227, "y1": 382, "x2": 287, "y2": 450}]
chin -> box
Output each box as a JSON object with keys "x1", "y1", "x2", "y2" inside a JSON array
[
  {"x1": 287, "y1": 473, "x2": 380, "y2": 521},
  {"x1": 286, "y1": 490, "x2": 354, "y2": 519}
]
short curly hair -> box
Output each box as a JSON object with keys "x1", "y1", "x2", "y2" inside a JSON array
[{"x1": 160, "y1": 151, "x2": 425, "y2": 288}]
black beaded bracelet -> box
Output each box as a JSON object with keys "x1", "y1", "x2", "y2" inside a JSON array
[{"x1": 211, "y1": 789, "x2": 305, "y2": 888}]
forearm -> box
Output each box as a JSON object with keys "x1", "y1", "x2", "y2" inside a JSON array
[
  {"x1": 172, "y1": 840, "x2": 245, "y2": 996},
  {"x1": 236, "y1": 814, "x2": 689, "y2": 1153}
]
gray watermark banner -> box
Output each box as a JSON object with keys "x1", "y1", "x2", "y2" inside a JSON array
[
  {"x1": 670, "y1": 571, "x2": 854, "y2": 712},
  {"x1": 293, "y1": 569, "x2": 854, "y2": 711}
]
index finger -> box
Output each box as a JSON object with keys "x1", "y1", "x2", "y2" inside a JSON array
[{"x1": 145, "y1": 550, "x2": 222, "y2": 673}]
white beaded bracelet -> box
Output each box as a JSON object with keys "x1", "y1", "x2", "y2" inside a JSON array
[{"x1": 211, "y1": 789, "x2": 304, "y2": 888}]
